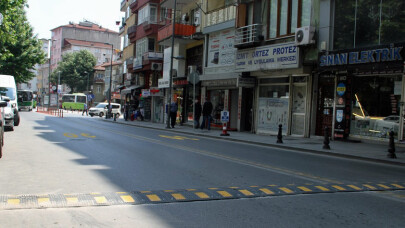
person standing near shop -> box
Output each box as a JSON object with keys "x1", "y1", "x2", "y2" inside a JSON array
[
  {"x1": 170, "y1": 100, "x2": 178, "y2": 128},
  {"x1": 194, "y1": 99, "x2": 202, "y2": 128},
  {"x1": 200, "y1": 98, "x2": 213, "y2": 131}
]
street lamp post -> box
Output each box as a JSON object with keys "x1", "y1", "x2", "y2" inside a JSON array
[
  {"x1": 57, "y1": 71, "x2": 60, "y2": 109},
  {"x1": 48, "y1": 39, "x2": 55, "y2": 109},
  {"x1": 166, "y1": 0, "x2": 177, "y2": 129},
  {"x1": 106, "y1": 43, "x2": 113, "y2": 119}
]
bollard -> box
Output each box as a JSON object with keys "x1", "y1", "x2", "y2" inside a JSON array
[
  {"x1": 387, "y1": 131, "x2": 397, "y2": 158},
  {"x1": 323, "y1": 126, "x2": 331, "y2": 149},
  {"x1": 277, "y1": 124, "x2": 283, "y2": 143},
  {"x1": 220, "y1": 122, "x2": 230, "y2": 136}
]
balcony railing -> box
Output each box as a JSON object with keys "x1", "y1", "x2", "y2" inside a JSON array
[
  {"x1": 234, "y1": 24, "x2": 263, "y2": 47},
  {"x1": 127, "y1": 25, "x2": 137, "y2": 38},
  {"x1": 158, "y1": 22, "x2": 196, "y2": 42},
  {"x1": 205, "y1": 5, "x2": 236, "y2": 27}
]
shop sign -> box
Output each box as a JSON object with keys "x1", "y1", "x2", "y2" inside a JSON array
[
  {"x1": 174, "y1": 79, "x2": 188, "y2": 86},
  {"x1": 133, "y1": 57, "x2": 142, "y2": 70},
  {"x1": 149, "y1": 87, "x2": 163, "y2": 96},
  {"x1": 202, "y1": 78, "x2": 237, "y2": 87},
  {"x1": 207, "y1": 29, "x2": 236, "y2": 68},
  {"x1": 142, "y1": 89, "x2": 151, "y2": 97},
  {"x1": 336, "y1": 83, "x2": 346, "y2": 96},
  {"x1": 320, "y1": 46, "x2": 403, "y2": 67},
  {"x1": 235, "y1": 42, "x2": 299, "y2": 72},
  {"x1": 336, "y1": 110, "x2": 343, "y2": 123},
  {"x1": 158, "y1": 78, "x2": 169, "y2": 88},
  {"x1": 112, "y1": 92, "x2": 121, "y2": 99},
  {"x1": 237, "y1": 77, "x2": 256, "y2": 88}
]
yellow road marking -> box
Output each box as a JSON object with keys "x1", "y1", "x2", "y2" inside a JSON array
[
  {"x1": 332, "y1": 185, "x2": 346, "y2": 191},
  {"x1": 229, "y1": 187, "x2": 239, "y2": 189},
  {"x1": 378, "y1": 184, "x2": 391, "y2": 189},
  {"x1": 259, "y1": 188, "x2": 275, "y2": 195},
  {"x1": 208, "y1": 188, "x2": 218, "y2": 190},
  {"x1": 268, "y1": 184, "x2": 277, "y2": 187},
  {"x1": 159, "y1": 135, "x2": 199, "y2": 141},
  {"x1": 90, "y1": 192, "x2": 101, "y2": 195},
  {"x1": 120, "y1": 195, "x2": 135, "y2": 203},
  {"x1": 187, "y1": 189, "x2": 197, "y2": 191},
  {"x1": 81, "y1": 133, "x2": 96, "y2": 138},
  {"x1": 172, "y1": 193, "x2": 186, "y2": 200},
  {"x1": 94, "y1": 196, "x2": 107, "y2": 204},
  {"x1": 38, "y1": 198, "x2": 50, "y2": 204},
  {"x1": 7, "y1": 199, "x2": 20, "y2": 205},
  {"x1": 66, "y1": 197, "x2": 78, "y2": 203},
  {"x1": 298, "y1": 186, "x2": 312, "y2": 192},
  {"x1": 195, "y1": 192, "x2": 210, "y2": 199},
  {"x1": 164, "y1": 190, "x2": 174, "y2": 192},
  {"x1": 279, "y1": 187, "x2": 294, "y2": 194},
  {"x1": 392, "y1": 184, "x2": 405, "y2": 188},
  {"x1": 315, "y1": 186, "x2": 330, "y2": 191},
  {"x1": 140, "y1": 191, "x2": 151, "y2": 193},
  {"x1": 217, "y1": 191, "x2": 232, "y2": 197},
  {"x1": 239, "y1": 189, "x2": 254, "y2": 196},
  {"x1": 146, "y1": 194, "x2": 161, "y2": 202},
  {"x1": 347, "y1": 185, "x2": 362, "y2": 190},
  {"x1": 63, "y1": 133, "x2": 78, "y2": 138},
  {"x1": 117, "y1": 192, "x2": 127, "y2": 194},
  {"x1": 363, "y1": 184, "x2": 377, "y2": 190},
  {"x1": 250, "y1": 186, "x2": 259, "y2": 188}
]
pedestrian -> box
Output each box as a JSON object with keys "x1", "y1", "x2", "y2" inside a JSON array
[
  {"x1": 200, "y1": 97, "x2": 213, "y2": 131},
  {"x1": 170, "y1": 101, "x2": 178, "y2": 128},
  {"x1": 194, "y1": 99, "x2": 202, "y2": 128},
  {"x1": 82, "y1": 102, "x2": 88, "y2": 116},
  {"x1": 124, "y1": 103, "x2": 129, "y2": 121}
]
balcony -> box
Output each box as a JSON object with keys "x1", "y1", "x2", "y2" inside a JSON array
[
  {"x1": 158, "y1": 23, "x2": 196, "y2": 42},
  {"x1": 129, "y1": 0, "x2": 138, "y2": 10},
  {"x1": 234, "y1": 24, "x2": 263, "y2": 48},
  {"x1": 127, "y1": 25, "x2": 137, "y2": 39},
  {"x1": 120, "y1": 0, "x2": 126, "y2": 11},
  {"x1": 131, "y1": 0, "x2": 159, "y2": 13}
]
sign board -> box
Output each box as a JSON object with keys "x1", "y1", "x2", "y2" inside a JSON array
[
  {"x1": 221, "y1": 110, "x2": 229, "y2": 123},
  {"x1": 133, "y1": 57, "x2": 142, "y2": 70},
  {"x1": 149, "y1": 87, "x2": 163, "y2": 96},
  {"x1": 235, "y1": 42, "x2": 299, "y2": 72},
  {"x1": 207, "y1": 29, "x2": 236, "y2": 68},
  {"x1": 57, "y1": 85, "x2": 61, "y2": 94},
  {"x1": 142, "y1": 89, "x2": 151, "y2": 97},
  {"x1": 188, "y1": 72, "x2": 200, "y2": 85}
]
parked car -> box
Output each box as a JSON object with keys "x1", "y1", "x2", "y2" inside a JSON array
[
  {"x1": 88, "y1": 102, "x2": 121, "y2": 118},
  {"x1": 2, "y1": 96, "x2": 14, "y2": 131}
]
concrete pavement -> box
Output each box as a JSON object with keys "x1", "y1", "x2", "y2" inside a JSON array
[{"x1": 94, "y1": 115, "x2": 405, "y2": 166}]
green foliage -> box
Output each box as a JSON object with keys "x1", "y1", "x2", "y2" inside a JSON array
[
  {"x1": 52, "y1": 50, "x2": 97, "y2": 93},
  {"x1": 0, "y1": 0, "x2": 46, "y2": 83}
]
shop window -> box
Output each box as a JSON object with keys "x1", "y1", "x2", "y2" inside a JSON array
[{"x1": 350, "y1": 75, "x2": 402, "y2": 138}]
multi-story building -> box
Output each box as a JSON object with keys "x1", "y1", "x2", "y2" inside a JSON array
[
  {"x1": 127, "y1": 0, "x2": 166, "y2": 122},
  {"x1": 93, "y1": 61, "x2": 123, "y2": 103},
  {"x1": 158, "y1": 0, "x2": 204, "y2": 126},
  {"x1": 234, "y1": 0, "x2": 317, "y2": 137},
  {"x1": 35, "y1": 38, "x2": 50, "y2": 105},
  {"x1": 316, "y1": 0, "x2": 405, "y2": 142}
]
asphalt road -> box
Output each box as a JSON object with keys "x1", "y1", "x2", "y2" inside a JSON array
[{"x1": 0, "y1": 111, "x2": 404, "y2": 227}]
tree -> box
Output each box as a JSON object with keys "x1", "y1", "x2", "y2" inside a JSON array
[
  {"x1": 0, "y1": 0, "x2": 46, "y2": 83},
  {"x1": 52, "y1": 50, "x2": 97, "y2": 93}
]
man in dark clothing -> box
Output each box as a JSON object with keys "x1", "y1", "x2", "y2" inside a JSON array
[
  {"x1": 170, "y1": 101, "x2": 178, "y2": 128},
  {"x1": 194, "y1": 99, "x2": 202, "y2": 128},
  {"x1": 200, "y1": 98, "x2": 213, "y2": 130}
]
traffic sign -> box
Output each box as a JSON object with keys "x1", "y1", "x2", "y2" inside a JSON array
[
  {"x1": 189, "y1": 72, "x2": 199, "y2": 85},
  {"x1": 221, "y1": 110, "x2": 229, "y2": 123}
]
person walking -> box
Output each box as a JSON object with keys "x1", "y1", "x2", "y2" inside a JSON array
[
  {"x1": 82, "y1": 102, "x2": 88, "y2": 116},
  {"x1": 200, "y1": 97, "x2": 213, "y2": 131},
  {"x1": 170, "y1": 101, "x2": 178, "y2": 128},
  {"x1": 194, "y1": 99, "x2": 202, "y2": 128}
]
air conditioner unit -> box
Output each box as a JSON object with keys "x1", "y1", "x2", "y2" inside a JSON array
[
  {"x1": 151, "y1": 62, "x2": 162, "y2": 71},
  {"x1": 188, "y1": 65, "x2": 197, "y2": 74},
  {"x1": 194, "y1": 11, "x2": 200, "y2": 26},
  {"x1": 295, "y1": 26, "x2": 315, "y2": 46}
]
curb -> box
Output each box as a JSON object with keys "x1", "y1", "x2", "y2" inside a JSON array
[{"x1": 103, "y1": 119, "x2": 405, "y2": 167}]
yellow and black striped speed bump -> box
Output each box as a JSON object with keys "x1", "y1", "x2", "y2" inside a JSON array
[{"x1": 1, "y1": 182, "x2": 404, "y2": 210}]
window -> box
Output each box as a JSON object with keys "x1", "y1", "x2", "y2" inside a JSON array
[
  {"x1": 136, "y1": 37, "x2": 155, "y2": 58},
  {"x1": 138, "y1": 4, "x2": 158, "y2": 25},
  {"x1": 160, "y1": 7, "x2": 168, "y2": 21},
  {"x1": 148, "y1": 38, "x2": 155, "y2": 52},
  {"x1": 268, "y1": 0, "x2": 311, "y2": 39}
]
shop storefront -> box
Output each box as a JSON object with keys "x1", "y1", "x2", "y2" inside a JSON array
[
  {"x1": 235, "y1": 42, "x2": 312, "y2": 136},
  {"x1": 318, "y1": 43, "x2": 405, "y2": 141}
]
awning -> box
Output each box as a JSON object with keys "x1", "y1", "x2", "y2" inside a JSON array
[{"x1": 121, "y1": 85, "x2": 141, "y2": 95}]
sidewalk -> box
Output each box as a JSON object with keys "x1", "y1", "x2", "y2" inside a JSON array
[{"x1": 102, "y1": 116, "x2": 405, "y2": 166}]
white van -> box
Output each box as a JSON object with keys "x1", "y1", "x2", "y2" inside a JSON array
[
  {"x1": 0, "y1": 75, "x2": 19, "y2": 126},
  {"x1": 88, "y1": 102, "x2": 121, "y2": 117}
]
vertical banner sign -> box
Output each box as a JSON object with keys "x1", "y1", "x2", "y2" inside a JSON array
[{"x1": 334, "y1": 76, "x2": 351, "y2": 139}]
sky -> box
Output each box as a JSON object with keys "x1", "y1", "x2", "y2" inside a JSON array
[{"x1": 26, "y1": 0, "x2": 124, "y2": 39}]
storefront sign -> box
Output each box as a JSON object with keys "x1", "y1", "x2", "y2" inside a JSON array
[
  {"x1": 149, "y1": 87, "x2": 163, "y2": 97},
  {"x1": 207, "y1": 29, "x2": 236, "y2": 68},
  {"x1": 235, "y1": 42, "x2": 299, "y2": 72},
  {"x1": 202, "y1": 78, "x2": 237, "y2": 87},
  {"x1": 158, "y1": 79, "x2": 169, "y2": 88},
  {"x1": 174, "y1": 79, "x2": 188, "y2": 86},
  {"x1": 237, "y1": 77, "x2": 256, "y2": 88},
  {"x1": 336, "y1": 110, "x2": 343, "y2": 123},
  {"x1": 142, "y1": 89, "x2": 151, "y2": 97},
  {"x1": 336, "y1": 83, "x2": 346, "y2": 96},
  {"x1": 320, "y1": 46, "x2": 403, "y2": 67}
]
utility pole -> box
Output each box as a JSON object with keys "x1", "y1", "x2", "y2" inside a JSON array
[{"x1": 166, "y1": 0, "x2": 177, "y2": 129}]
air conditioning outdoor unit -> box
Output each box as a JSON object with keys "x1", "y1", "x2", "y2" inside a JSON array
[
  {"x1": 194, "y1": 11, "x2": 200, "y2": 26},
  {"x1": 188, "y1": 65, "x2": 197, "y2": 74},
  {"x1": 151, "y1": 62, "x2": 162, "y2": 71},
  {"x1": 295, "y1": 26, "x2": 315, "y2": 46}
]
